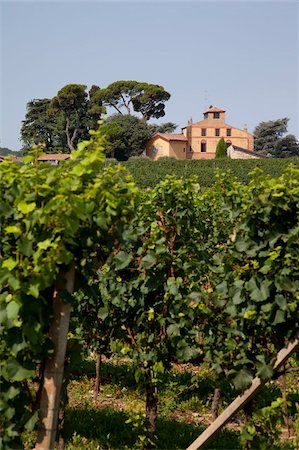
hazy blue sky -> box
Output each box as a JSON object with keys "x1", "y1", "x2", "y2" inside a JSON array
[{"x1": 1, "y1": 0, "x2": 298, "y2": 150}]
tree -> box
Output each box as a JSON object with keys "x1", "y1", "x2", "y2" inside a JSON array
[
  {"x1": 98, "y1": 80, "x2": 139, "y2": 115},
  {"x1": 132, "y1": 83, "x2": 171, "y2": 121},
  {"x1": 99, "y1": 80, "x2": 171, "y2": 120},
  {"x1": 148, "y1": 122, "x2": 178, "y2": 135},
  {"x1": 215, "y1": 137, "x2": 228, "y2": 159},
  {"x1": 101, "y1": 114, "x2": 151, "y2": 160},
  {"x1": 87, "y1": 85, "x2": 105, "y2": 130},
  {"x1": 271, "y1": 134, "x2": 299, "y2": 158},
  {"x1": 21, "y1": 99, "x2": 62, "y2": 152},
  {"x1": 49, "y1": 84, "x2": 102, "y2": 152},
  {"x1": 253, "y1": 118, "x2": 289, "y2": 155},
  {"x1": 21, "y1": 85, "x2": 104, "y2": 153}
]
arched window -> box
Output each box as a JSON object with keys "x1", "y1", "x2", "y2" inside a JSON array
[
  {"x1": 201, "y1": 140, "x2": 206, "y2": 152},
  {"x1": 226, "y1": 140, "x2": 232, "y2": 148}
]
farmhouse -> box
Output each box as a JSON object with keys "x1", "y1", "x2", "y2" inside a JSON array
[{"x1": 146, "y1": 106, "x2": 256, "y2": 160}]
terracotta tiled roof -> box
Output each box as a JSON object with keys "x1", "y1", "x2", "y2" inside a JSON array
[
  {"x1": 203, "y1": 106, "x2": 226, "y2": 114},
  {"x1": 153, "y1": 133, "x2": 188, "y2": 142},
  {"x1": 38, "y1": 154, "x2": 70, "y2": 161}
]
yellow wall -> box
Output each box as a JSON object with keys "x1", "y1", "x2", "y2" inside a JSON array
[
  {"x1": 169, "y1": 141, "x2": 187, "y2": 159},
  {"x1": 187, "y1": 119, "x2": 254, "y2": 156},
  {"x1": 146, "y1": 138, "x2": 169, "y2": 160},
  {"x1": 146, "y1": 137, "x2": 187, "y2": 160}
]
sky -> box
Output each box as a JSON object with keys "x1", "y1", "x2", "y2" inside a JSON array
[{"x1": 0, "y1": 0, "x2": 298, "y2": 151}]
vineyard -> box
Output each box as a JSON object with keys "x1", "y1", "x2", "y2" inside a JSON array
[
  {"x1": 0, "y1": 131, "x2": 299, "y2": 450},
  {"x1": 119, "y1": 156, "x2": 299, "y2": 189}
]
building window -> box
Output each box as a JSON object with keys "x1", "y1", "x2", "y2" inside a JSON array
[
  {"x1": 213, "y1": 112, "x2": 220, "y2": 119},
  {"x1": 226, "y1": 128, "x2": 231, "y2": 137},
  {"x1": 215, "y1": 129, "x2": 220, "y2": 137},
  {"x1": 204, "y1": 113, "x2": 208, "y2": 119},
  {"x1": 226, "y1": 140, "x2": 232, "y2": 148},
  {"x1": 201, "y1": 140, "x2": 206, "y2": 152},
  {"x1": 201, "y1": 128, "x2": 206, "y2": 137}
]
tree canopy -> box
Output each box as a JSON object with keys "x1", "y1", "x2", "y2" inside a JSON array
[
  {"x1": 20, "y1": 81, "x2": 171, "y2": 154},
  {"x1": 21, "y1": 85, "x2": 104, "y2": 153},
  {"x1": 98, "y1": 80, "x2": 171, "y2": 120},
  {"x1": 254, "y1": 118, "x2": 299, "y2": 157},
  {"x1": 21, "y1": 99, "x2": 59, "y2": 152},
  {"x1": 100, "y1": 115, "x2": 178, "y2": 161},
  {"x1": 131, "y1": 83, "x2": 171, "y2": 120},
  {"x1": 49, "y1": 84, "x2": 89, "y2": 152},
  {"x1": 101, "y1": 114, "x2": 150, "y2": 160},
  {"x1": 148, "y1": 122, "x2": 177, "y2": 135},
  {"x1": 271, "y1": 134, "x2": 299, "y2": 158}
]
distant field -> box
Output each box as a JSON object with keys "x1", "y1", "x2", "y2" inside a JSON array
[{"x1": 111, "y1": 157, "x2": 299, "y2": 189}]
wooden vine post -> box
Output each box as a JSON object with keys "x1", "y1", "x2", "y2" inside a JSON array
[
  {"x1": 35, "y1": 264, "x2": 75, "y2": 450},
  {"x1": 186, "y1": 332, "x2": 299, "y2": 450}
]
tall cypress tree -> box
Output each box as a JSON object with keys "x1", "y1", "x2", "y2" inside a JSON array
[{"x1": 215, "y1": 137, "x2": 228, "y2": 159}]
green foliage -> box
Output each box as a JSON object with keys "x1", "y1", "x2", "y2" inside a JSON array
[
  {"x1": 94, "y1": 176, "x2": 218, "y2": 440},
  {"x1": 254, "y1": 117, "x2": 299, "y2": 157},
  {"x1": 20, "y1": 79, "x2": 171, "y2": 156},
  {"x1": 101, "y1": 114, "x2": 151, "y2": 160},
  {"x1": 21, "y1": 85, "x2": 104, "y2": 153},
  {"x1": 240, "y1": 397, "x2": 284, "y2": 449},
  {"x1": 294, "y1": 403, "x2": 299, "y2": 448},
  {"x1": 0, "y1": 128, "x2": 137, "y2": 448},
  {"x1": 97, "y1": 176, "x2": 208, "y2": 370},
  {"x1": 272, "y1": 134, "x2": 299, "y2": 158},
  {"x1": 1, "y1": 124, "x2": 299, "y2": 448},
  {"x1": 131, "y1": 83, "x2": 171, "y2": 121},
  {"x1": 215, "y1": 137, "x2": 228, "y2": 159},
  {"x1": 20, "y1": 98, "x2": 60, "y2": 152},
  {"x1": 98, "y1": 80, "x2": 171, "y2": 120},
  {"x1": 99, "y1": 116, "x2": 178, "y2": 161},
  {"x1": 205, "y1": 167, "x2": 299, "y2": 388},
  {"x1": 148, "y1": 122, "x2": 178, "y2": 135},
  {"x1": 121, "y1": 157, "x2": 299, "y2": 189},
  {"x1": 49, "y1": 84, "x2": 104, "y2": 152},
  {"x1": 125, "y1": 406, "x2": 154, "y2": 449}
]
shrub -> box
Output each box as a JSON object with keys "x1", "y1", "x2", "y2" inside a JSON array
[{"x1": 215, "y1": 138, "x2": 228, "y2": 159}]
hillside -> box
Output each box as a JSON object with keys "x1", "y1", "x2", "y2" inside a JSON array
[{"x1": 0, "y1": 147, "x2": 22, "y2": 157}]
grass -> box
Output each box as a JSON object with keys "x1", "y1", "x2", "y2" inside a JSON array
[
  {"x1": 63, "y1": 406, "x2": 243, "y2": 449},
  {"x1": 64, "y1": 358, "x2": 244, "y2": 449},
  {"x1": 23, "y1": 356, "x2": 299, "y2": 449}
]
